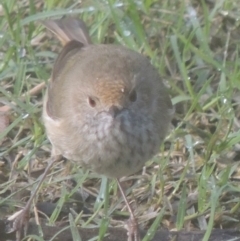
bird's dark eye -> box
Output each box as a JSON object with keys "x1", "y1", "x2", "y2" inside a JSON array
[
  {"x1": 129, "y1": 90, "x2": 137, "y2": 102},
  {"x1": 88, "y1": 97, "x2": 97, "y2": 107}
]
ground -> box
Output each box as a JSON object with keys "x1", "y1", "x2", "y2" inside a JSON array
[{"x1": 0, "y1": 0, "x2": 240, "y2": 241}]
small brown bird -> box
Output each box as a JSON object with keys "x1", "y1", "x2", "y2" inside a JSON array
[{"x1": 14, "y1": 18, "x2": 173, "y2": 241}]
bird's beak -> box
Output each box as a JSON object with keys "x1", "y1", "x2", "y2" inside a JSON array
[{"x1": 108, "y1": 105, "x2": 122, "y2": 118}]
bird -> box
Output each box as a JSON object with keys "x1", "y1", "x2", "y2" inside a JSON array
[{"x1": 13, "y1": 17, "x2": 173, "y2": 241}]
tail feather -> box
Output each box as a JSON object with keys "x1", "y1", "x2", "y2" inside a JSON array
[{"x1": 41, "y1": 18, "x2": 92, "y2": 46}]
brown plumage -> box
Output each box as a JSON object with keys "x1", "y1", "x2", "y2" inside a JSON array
[
  {"x1": 42, "y1": 18, "x2": 173, "y2": 179},
  {"x1": 14, "y1": 18, "x2": 173, "y2": 241}
]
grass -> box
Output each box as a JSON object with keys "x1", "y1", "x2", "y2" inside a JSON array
[{"x1": 1, "y1": 0, "x2": 240, "y2": 240}]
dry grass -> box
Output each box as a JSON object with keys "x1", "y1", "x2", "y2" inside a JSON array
[{"x1": 1, "y1": 0, "x2": 240, "y2": 240}]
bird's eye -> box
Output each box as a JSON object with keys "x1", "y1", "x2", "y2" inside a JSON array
[
  {"x1": 129, "y1": 90, "x2": 137, "y2": 102},
  {"x1": 88, "y1": 97, "x2": 97, "y2": 107}
]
